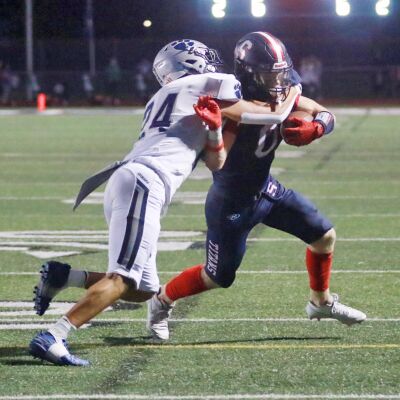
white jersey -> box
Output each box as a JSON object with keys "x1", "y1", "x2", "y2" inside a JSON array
[{"x1": 124, "y1": 72, "x2": 241, "y2": 203}]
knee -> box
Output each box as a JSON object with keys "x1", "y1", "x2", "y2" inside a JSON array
[
  {"x1": 203, "y1": 266, "x2": 235, "y2": 289},
  {"x1": 88, "y1": 273, "x2": 130, "y2": 298},
  {"x1": 310, "y1": 228, "x2": 336, "y2": 253},
  {"x1": 218, "y1": 279, "x2": 235, "y2": 289}
]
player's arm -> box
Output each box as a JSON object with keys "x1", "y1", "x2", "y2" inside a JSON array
[
  {"x1": 221, "y1": 119, "x2": 239, "y2": 153},
  {"x1": 282, "y1": 96, "x2": 336, "y2": 146},
  {"x1": 194, "y1": 96, "x2": 226, "y2": 171},
  {"x1": 217, "y1": 85, "x2": 301, "y2": 125}
]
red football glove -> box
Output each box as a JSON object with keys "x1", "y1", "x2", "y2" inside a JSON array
[
  {"x1": 282, "y1": 117, "x2": 324, "y2": 146},
  {"x1": 193, "y1": 95, "x2": 222, "y2": 130}
]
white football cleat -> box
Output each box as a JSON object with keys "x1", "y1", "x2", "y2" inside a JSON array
[
  {"x1": 306, "y1": 294, "x2": 366, "y2": 326},
  {"x1": 146, "y1": 294, "x2": 174, "y2": 341}
]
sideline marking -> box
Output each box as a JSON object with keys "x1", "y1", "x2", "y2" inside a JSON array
[
  {"x1": 1, "y1": 318, "x2": 399, "y2": 323},
  {"x1": 121, "y1": 343, "x2": 399, "y2": 350},
  {"x1": 169, "y1": 214, "x2": 400, "y2": 218},
  {"x1": 0, "y1": 394, "x2": 400, "y2": 400},
  {"x1": 2, "y1": 106, "x2": 400, "y2": 116},
  {"x1": 248, "y1": 238, "x2": 400, "y2": 242},
  {"x1": 1, "y1": 270, "x2": 399, "y2": 276},
  {"x1": 0, "y1": 230, "x2": 202, "y2": 258}
]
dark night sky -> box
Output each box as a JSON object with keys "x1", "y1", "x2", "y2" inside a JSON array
[
  {"x1": 1, "y1": 0, "x2": 399, "y2": 40},
  {"x1": 1, "y1": 0, "x2": 399, "y2": 72}
]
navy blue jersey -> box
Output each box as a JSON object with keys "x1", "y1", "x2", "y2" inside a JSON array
[
  {"x1": 213, "y1": 122, "x2": 281, "y2": 201},
  {"x1": 213, "y1": 70, "x2": 301, "y2": 202}
]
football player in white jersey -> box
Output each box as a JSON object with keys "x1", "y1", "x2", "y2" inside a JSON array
[{"x1": 29, "y1": 39, "x2": 299, "y2": 366}]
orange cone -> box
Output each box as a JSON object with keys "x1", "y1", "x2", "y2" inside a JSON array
[{"x1": 37, "y1": 93, "x2": 47, "y2": 112}]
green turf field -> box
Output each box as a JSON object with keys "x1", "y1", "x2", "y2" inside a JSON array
[{"x1": 0, "y1": 108, "x2": 399, "y2": 399}]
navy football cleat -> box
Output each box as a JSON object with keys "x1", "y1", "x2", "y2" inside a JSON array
[
  {"x1": 33, "y1": 261, "x2": 71, "y2": 316},
  {"x1": 29, "y1": 331, "x2": 90, "y2": 366}
]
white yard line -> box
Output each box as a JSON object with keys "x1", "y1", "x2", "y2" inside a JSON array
[
  {"x1": 0, "y1": 230, "x2": 201, "y2": 238},
  {"x1": 0, "y1": 196, "x2": 66, "y2": 200},
  {"x1": 1, "y1": 270, "x2": 399, "y2": 276},
  {"x1": 1, "y1": 318, "x2": 399, "y2": 323},
  {"x1": 0, "y1": 393, "x2": 400, "y2": 400},
  {"x1": 157, "y1": 270, "x2": 400, "y2": 275},
  {"x1": 248, "y1": 238, "x2": 400, "y2": 242},
  {"x1": 2, "y1": 237, "x2": 400, "y2": 245},
  {"x1": 1, "y1": 194, "x2": 399, "y2": 202},
  {"x1": 170, "y1": 214, "x2": 400, "y2": 218},
  {"x1": 1, "y1": 106, "x2": 400, "y2": 116}
]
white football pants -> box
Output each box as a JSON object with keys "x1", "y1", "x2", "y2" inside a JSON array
[{"x1": 103, "y1": 162, "x2": 165, "y2": 292}]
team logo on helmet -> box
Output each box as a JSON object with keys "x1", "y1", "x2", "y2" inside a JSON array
[
  {"x1": 235, "y1": 40, "x2": 253, "y2": 61},
  {"x1": 171, "y1": 39, "x2": 195, "y2": 51}
]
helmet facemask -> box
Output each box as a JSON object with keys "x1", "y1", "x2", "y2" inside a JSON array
[{"x1": 253, "y1": 69, "x2": 292, "y2": 103}]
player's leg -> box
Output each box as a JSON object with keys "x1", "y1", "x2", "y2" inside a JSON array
[
  {"x1": 33, "y1": 261, "x2": 106, "y2": 316},
  {"x1": 65, "y1": 164, "x2": 162, "y2": 327},
  {"x1": 306, "y1": 227, "x2": 336, "y2": 305},
  {"x1": 33, "y1": 262, "x2": 148, "y2": 316},
  {"x1": 263, "y1": 181, "x2": 366, "y2": 325},
  {"x1": 159, "y1": 188, "x2": 250, "y2": 302},
  {"x1": 149, "y1": 186, "x2": 252, "y2": 340},
  {"x1": 30, "y1": 164, "x2": 163, "y2": 365}
]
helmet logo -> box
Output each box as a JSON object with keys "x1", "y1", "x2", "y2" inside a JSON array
[
  {"x1": 171, "y1": 39, "x2": 195, "y2": 51},
  {"x1": 273, "y1": 61, "x2": 288, "y2": 69},
  {"x1": 236, "y1": 40, "x2": 253, "y2": 60}
]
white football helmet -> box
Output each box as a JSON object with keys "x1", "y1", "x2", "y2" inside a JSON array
[{"x1": 153, "y1": 39, "x2": 223, "y2": 86}]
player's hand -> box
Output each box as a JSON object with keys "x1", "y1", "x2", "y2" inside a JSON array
[
  {"x1": 282, "y1": 117, "x2": 324, "y2": 146},
  {"x1": 193, "y1": 95, "x2": 222, "y2": 130}
]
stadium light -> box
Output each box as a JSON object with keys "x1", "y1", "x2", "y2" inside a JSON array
[
  {"x1": 143, "y1": 19, "x2": 152, "y2": 28},
  {"x1": 251, "y1": 0, "x2": 266, "y2": 17},
  {"x1": 212, "y1": 0, "x2": 226, "y2": 18},
  {"x1": 376, "y1": 0, "x2": 390, "y2": 16},
  {"x1": 336, "y1": 0, "x2": 351, "y2": 16}
]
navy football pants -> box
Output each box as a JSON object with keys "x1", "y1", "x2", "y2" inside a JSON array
[{"x1": 204, "y1": 178, "x2": 333, "y2": 288}]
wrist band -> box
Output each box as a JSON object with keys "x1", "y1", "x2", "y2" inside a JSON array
[
  {"x1": 207, "y1": 126, "x2": 222, "y2": 141},
  {"x1": 206, "y1": 141, "x2": 224, "y2": 152},
  {"x1": 314, "y1": 111, "x2": 335, "y2": 135}
]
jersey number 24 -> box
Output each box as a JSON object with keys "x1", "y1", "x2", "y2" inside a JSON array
[{"x1": 139, "y1": 93, "x2": 178, "y2": 139}]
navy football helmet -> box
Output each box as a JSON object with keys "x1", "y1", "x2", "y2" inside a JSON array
[
  {"x1": 153, "y1": 39, "x2": 223, "y2": 86},
  {"x1": 234, "y1": 31, "x2": 294, "y2": 103}
]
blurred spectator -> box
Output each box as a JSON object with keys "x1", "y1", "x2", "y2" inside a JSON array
[
  {"x1": 373, "y1": 68, "x2": 385, "y2": 97},
  {"x1": 299, "y1": 55, "x2": 323, "y2": 100},
  {"x1": 105, "y1": 57, "x2": 121, "y2": 105},
  {"x1": 52, "y1": 82, "x2": 69, "y2": 106},
  {"x1": 82, "y1": 73, "x2": 95, "y2": 103},
  {"x1": 30, "y1": 73, "x2": 41, "y2": 99},
  {"x1": 134, "y1": 58, "x2": 152, "y2": 102},
  {"x1": 1, "y1": 63, "x2": 19, "y2": 105},
  {"x1": 390, "y1": 65, "x2": 400, "y2": 98}
]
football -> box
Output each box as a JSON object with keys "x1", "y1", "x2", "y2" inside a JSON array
[{"x1": 280, "y1": 110, "x2": 314, "y2": 143}]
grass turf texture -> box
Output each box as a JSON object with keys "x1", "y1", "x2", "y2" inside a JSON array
[{"x1": 0, "y1": 110, "x2": 399, "y2": 398}]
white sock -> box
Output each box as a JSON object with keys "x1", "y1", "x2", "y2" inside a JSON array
[
  {"x1": 67, "y1": 270, "x2": 88, "y2": 288},
  {"x1": 48, "y1": 316, "x2": 76, "y2": 340}
]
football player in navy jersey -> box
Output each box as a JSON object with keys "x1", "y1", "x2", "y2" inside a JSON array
[
  {"x1": 147, "y1": 31, "x2": 366, "y2": 340},
  {"x1": 29, "y1": 37, "x2": 300, "y2": 364}
]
